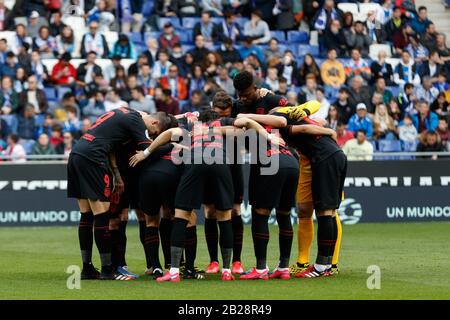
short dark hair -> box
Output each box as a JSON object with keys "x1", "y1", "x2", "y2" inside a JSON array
[
  {"x1": 356, "y1": 129, "x2": 367, "y2": 136},
  {"x1": 162, "y1": 88, "x2": 172, "y2": 96},
  {"x1": 404, "y1": 83, "x2": 414, "y2": 91},
  {"x1": 132, "y1": 86, "x2": 145, "y2": 96},
  {"x1": 279, "y1": 76, "x2": 287, "y2": 83},
  {"x1": 418, "y1": 6, "x2": 427, "y2": 12},
  {"x1": 212, "y1": 91, "x2": 233, "y2": 109},
  {"x1": 198, "y1": 110, "x2": 221, "y2": 122},
  {"x1": 191, "y1": 89, "x2": 202, "y2": 97},
  {"x1": 233, "y1": 71, "x2": 254, "y2": 91},
  {"x1": 8, "y1": 133, "x2": 19, "y2": 143},
  {"x1": 153, "y1": 111, "x2": 178, "y2": 131}
]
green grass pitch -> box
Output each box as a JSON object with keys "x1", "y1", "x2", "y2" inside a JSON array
[{"x1": 1, "y1": 222, "x2": 450, "y2": 300}]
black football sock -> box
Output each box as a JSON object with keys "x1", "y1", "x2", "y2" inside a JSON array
[
  {"x1": 118, "y1": 221, "x2": 128, "y2": 267},
  {"x1": 331, "y1": 215, "x2": 338, "y2": 259},
  {"x1": 205, "y1": 218, "x2": 219, "y2": 263},
  {"x1": 316, "y1": 216, "x2": 336, "y2": 267},
  {"x1": 232, "y1": 215, "x2": 244, "y2": 262},
  {"x1": 94, "y1": 212, "x2": 112, "y2": 273},
  {"x1": 145, "y1": 226, "x2": 162, "y2": 270},
  {"x1": 184, "y1": 226, "x2": 197, "y2": 271},
  {"x1": 170, "y1": 218, "x2": 188, "y2": 269},
  {"x1": 218, "y1": 220, "x2": 233, "y2": 270},
  {"x1": 251, "y1": 210, "x2": 270, "y2": 270},
  {"x1": 138, "y1": 220, "x2": 151, "y2": 268},
  {"x1": 276, "y1": 213, "x2": 293, "y2": 268},
  {"x1": 78, "y1": 211, "x2": 94, "y2": 267},
  {"x1": 110, "y1": 228, "x2": 120, "y2": 269},
  {"x1": 159, "y1": 218, "x2": 173, "y2": 267}
]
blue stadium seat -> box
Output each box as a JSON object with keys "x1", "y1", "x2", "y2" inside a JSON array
[
  {"x1": 181, "y1": 44, "x2": 195, "y2": 53},
  {"x1": 178, "y1": 30, "x2": 193, "y2": 44},
  {"x1": 234, "y1": 17, "x2": 249, "y2": 29},
  {"x1": 126, "y1": 32, "x2": 143, "y2": 45},
  {"x1": 370, "y1": 140, "x2": 378, "y2": 151},
  {"x1": 44, "y1": 87, "x2": 57, "y2": 101},
  {"x1": 378, "y1": 139, "x2": 402, "y2": 152},
  {"x1": 142, "y1": 1, "x2": 154, "y2": 17},
  {"x1": 182, "y1": 17, "x2": 201, "y2": 29},
  {"x1": 402, "y1": 140, "x2": 418, "y2": 152},
  {"x1": 298, "y1": 44, "x2": 319, "y2": 57},
  {"x1": 287, "y1": 31, "x2": 309, "y2": 43},
  {"x1": 387, "y1": 86, "x2": 401, "y2": 98},
  {"x1": 211, "y1": 17, "x2": 224, "y2": 25},
  {"x1": 158, "y1": 17, "x2": 181, "y2": 30},
  {"x1": 270, "y1": 31, "x2": 286, "y2": 43},
  {"x1": 286, "y1": 44, "x2": 298, "y2": 56},
  {"x1": 144, "y1": 31, "x2": 161, "y2": 42}
]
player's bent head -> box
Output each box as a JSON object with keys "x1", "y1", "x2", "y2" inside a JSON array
[
  {"x1": 144, "y1": 112, "x2": 178, "y2": 137},
  {"x1": 198, "y1": 110, "x2": 221, "y2": 122},
  {"x1": 212, "y1": 90, "x2": 233, "y2": 117},
  {"x1": 233, "y1": 71, "x2": 258, "y2": 105}
]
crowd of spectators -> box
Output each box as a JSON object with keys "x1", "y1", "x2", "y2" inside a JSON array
[{"x1": 0, "y1": 0, "x2": 450, "y2": 162}]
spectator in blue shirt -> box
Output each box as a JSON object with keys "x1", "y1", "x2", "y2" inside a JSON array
[
  {"x1": 0, "y1": 52, "x2": 20, "y2": 79},
  {"x1": 412, "y1": 99, "x2": 439, "y2": 133},
  {"x1": 348, "y1": 103, "x2": 374, "y2": 138},
  {"x1": 409, "y1": 6, "x2": 432, "y2": 35},
  {"x1": 238, "y1": 36, "x2": 265, "y2": 66}
]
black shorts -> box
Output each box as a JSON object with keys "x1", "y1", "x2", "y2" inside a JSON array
[
  {"x1": 127, "y1": 172, "x2": 140, "y2": 210},
  {"x1": 311, "y1": 150, "x2": 347, "y2": 211},
  {"x1": 67, "y1": 153, "x2": 112, "y2": 202},
  {"x1": 175, "y1": 164, "x2": 234, "y2": 211},
  {"x1": 139, "y1": 170, "x2": 180, "y2": 216},
  {"x1": 249, "y1": 165, "x2": 299, "y2": 211},
  {"x1": 109, "y1": 191, "x2": 128, "y2": 218},
  {"x1": 204, "y1": 164, "x2": 244, "y2": 205}
]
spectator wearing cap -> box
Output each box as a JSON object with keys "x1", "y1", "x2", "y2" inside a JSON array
[
  {"x1": 159, "y1": 64, "x2": 188, "y2": 100},
  {"x1": 415, "y1": 76, "x2": 439, "y2": 105},
  {"x1": 218, "y1": 37, "x2": 241, "y2": 66},
  {"x1": 0, "y1": 76, "x2": 19, "y2": 115},
  {"x1": 0, "y1": 52, "x2": 19, "y2": 79},
  {"x1": 154, "y1": 87, "x2": 180, "y2": 115},
  {"x1": 27, "y1": 10, "x2": 47, "y2": 39},
  {"x1": 406, "y1": 35, "x2": 429, "y2": 66},
  {"x1": 193, "y1": 11, "x2": 222, "y2": 47},
  {"x1": 243, "y1": 10, "x2": 271, "y2": 45},
  {"x1": 152, "y1": 50, "x2": 173, "y2": 80},
  {"x1": 219, "y1": 10, "x2": 241, "y2": 43},
  {"x1": 345, "y1": 49, "x2": 371, "y2": 84},
  {"x1": 129, "y1": 86, "x2": 157, "y2": 114},
  {"x1": 321, "y1": 48, "x2": 346, "y2": 95},
  {"x1": 348, "y1": 103, "x2": 373, "y2": 138},
  {"x1": 412, "y1": 99, "x2": 439, "y2": 133},
  {"x1": 56, "y1": 25, "x2": 77, "y2": 57},
  {"x1": 32, "y1": 26, "x2": 57, "y2": 59},
  {"x1": 188, "y1": 35, "x2": 211, "y2": 64},
  {"x1": 87, "y1": 0, "x2": 115, "y2": 32},
  {"x1": 111, "y1": 34, "x2": 137, "y2": 59},
  {"x1": 239, "y1": 36, "x2": 265, "y2": 65},
  {"x1": 323, "y1": 19, "x2": 347, "y2": 57},
  {"x1": 18, "y1": 75, "x2": 48, "y2": 114},
  {"x1": 409, "y1": 6, "x2": 432, "y2": 35},
  {"x1": 370, "y1": 50, "x2": 394, "y2": 85},
  {"x1": 80, "y1": 20, "x2": 109, "y2": 58},
  {"x1": 393, "y1": 50, "x2": 421, "y2": 87},
  {"x1": 342, "y1": 129, "x2": 374, "y2": 161},
  {"x1": 76, "y1": 51, "x2": 102, "y2": 88},
  {"x1": 158, "y1": 22, "x2": 180, "y2": 53},
  {"x1": 51, "y1": 53, "x2": 77, "y2": 86}
]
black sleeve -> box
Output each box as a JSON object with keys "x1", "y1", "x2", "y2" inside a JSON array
[
  {"x1": 148, "y1": 143, "x2": 174, "y2": 161},
  {"x1": 127, "y1": 112, "x2": 150, "y2": 145},
  {"x1": 267, "y1": 94, "x2": 290, "y2": 109},
  {"x1": 220, "y1": 117, "x2": 235, "y2": 126}
]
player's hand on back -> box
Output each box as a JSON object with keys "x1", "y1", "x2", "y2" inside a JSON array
[{"x1": 129, "y1": 150, "x2": 146, "y2": 167}]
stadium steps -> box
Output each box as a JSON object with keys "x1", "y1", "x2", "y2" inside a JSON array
[{"x1": 415, "y1": 0, "x2": 450, "y2": 46}]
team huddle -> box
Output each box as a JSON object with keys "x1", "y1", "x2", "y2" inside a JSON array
[{"x1": 67, "y1": 71, "x2": 347, "y2": 282}]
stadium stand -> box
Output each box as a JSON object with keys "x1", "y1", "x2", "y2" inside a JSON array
[{"x1": 0, "y1": 0, "x2": 449, "y2": 160}]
